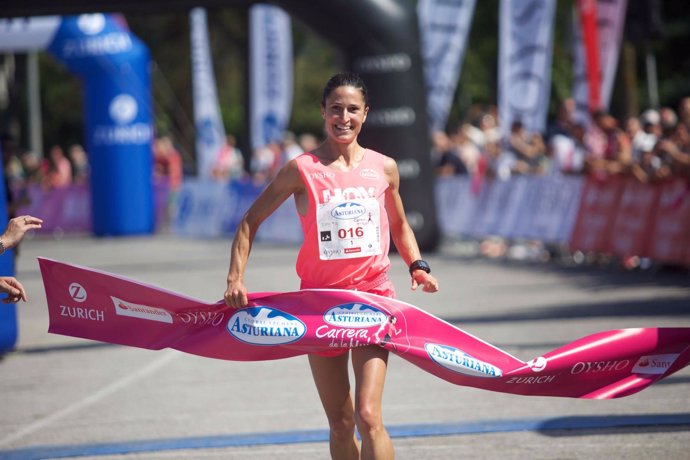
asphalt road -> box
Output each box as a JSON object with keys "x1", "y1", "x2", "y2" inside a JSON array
[{"x1": 0, "y1": 234, "x2": 689, "y2": 459}]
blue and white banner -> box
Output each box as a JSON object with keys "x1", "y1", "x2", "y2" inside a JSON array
[
  {"x1": 498, "y1": 0, "x2": 556, "y2": 138},
  {"x1": 417, "y1": 0, "x2": 476, "y2": 133},
  {"x1": 249, "y1": 4, "x2": 293, "y2": 150},
  {"x1": 572, "y1": 0, "x2": 628, "y2": 123},
  {"x1": 0, "y1": 16, "x2": 61, "y2": 51},
  {"x1": 190, "y1": 8, "x2": 227, "y2": 180}
]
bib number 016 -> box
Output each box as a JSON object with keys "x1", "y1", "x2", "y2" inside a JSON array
[{"x1": 338, "y1": 226, "x2": 364, "y2": 239}]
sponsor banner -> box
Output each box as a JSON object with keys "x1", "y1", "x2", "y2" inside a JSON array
[
  {"x1": 498, "y1": 0, "x2": 556, "y2": 137},
  {"x1": 435, "y1": 175, "x2": 585, "y2": 244},
  {"x1": 40, "y1": 257, "x2": 690, "y2": 398},
  {"x1": 249, "y1": 4, "x2": 293, "y2": 150},
  {"x1": 417, "y1": 0, "x2": 477, "y2": 132},
  {"x1": 647, "y1": 180, "x2": 690, "y2": 265},
  {"x1": 190, "y1": 8, "x2": 227, "y2": 180},
  {"x1": 0, "y1": 16, "x2": 61, "y2": 51},
  {"x1": 15, "y1": 180, "x2": 169, "y2": 234},
  {"x1": 573, "y1": 0, "x2": 628, "y2": 122},
  {"x1": 609, "y1": 178, "x2": 660, "y2": 257},
  {"x1": 171, "y1": 179, "x2": 302, "y2": 242},
  {"x1": 596, "y1": 0, "x2": 628, "y2": 111},
  {"x1": 576, "y1": 0, "x2": 602, "y2": 112},
  {"x1": 513, "y1": 175, "x2": 584, "y2": 243},
  {"x1": 434, "y1": 176, "x2": 478, "y2": 237},
  {"x1": 569, "y1": 176, "x2": 625, "y2": 253}
]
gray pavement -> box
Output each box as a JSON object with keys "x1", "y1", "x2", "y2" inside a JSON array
[{"x1": 0, "y1": 233, "x2": 689, "y2": 459}]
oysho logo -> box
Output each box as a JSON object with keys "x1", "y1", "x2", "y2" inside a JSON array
[
  {"x1": 331, "y1": 202, "x2": 366, "y2": 220},
  {"x1": 109, "y1": 94, "x2": 138, "y2": 125},
  {"x1": 112, "y1": 296, "x2": 173, "y2": 324},
  {"x1": 77, "y1": 14, "x2": 106, "y2": 35},
  {"x1": 359, "y1": 168, "x2": 379, "y2": 180},
  {"x1": 425, "y1": 343, "x2": 502, "y2": 378},
  {"x1": 68, "y1": 282, "x2": 88, "y2": 303},
  {"x1": 324, "y1": 303, "x2": 387, "y2": 328},
  {"x1": 227, "y1": 307, "x2": 306, "y2": 346},
  {"x1": 632, "y1": 354, "x2": 680, "y2": 375}
]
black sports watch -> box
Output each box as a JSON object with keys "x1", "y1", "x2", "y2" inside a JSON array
[{"x1": 409, "y1": 259, "x2": 431, "y2": 275}]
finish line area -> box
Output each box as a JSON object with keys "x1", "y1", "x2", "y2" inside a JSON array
[
  {"x1": 3, "y1": 413, "x2": 690, "y2": 460},
  {"x1": 3, "y1": 235, "x2": 689, "y2": 459}
]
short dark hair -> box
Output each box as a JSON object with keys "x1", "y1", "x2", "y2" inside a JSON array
[{"x1": 321, "y1": 72, "x2": 369, "y2": 107}]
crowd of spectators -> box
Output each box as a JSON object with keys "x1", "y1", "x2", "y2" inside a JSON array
[
  {"x1": 432, "y1": 96, "x2": 690, "y2": 185},
  {"x1": 1, "y1": 139, "x2": 91, "y2": 193}
]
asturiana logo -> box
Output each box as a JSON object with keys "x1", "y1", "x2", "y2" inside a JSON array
[
  {"x1": 331, "y1": 202, "x2": 366, "y2": 220},
  {"x1": 227, "y1": 307, "x2": 306, "y2": 346},
  {"x1": 425, "y1": 343, "x2": 502, "y2": 378},
  {"x1": 324, "y1": 303, "x2": 388, "y2": 328}
]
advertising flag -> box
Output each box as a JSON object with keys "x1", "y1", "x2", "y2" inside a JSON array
[
  {"x1": 190, "y1": 8, "x2": 227, "y2": 180},
  {"x1": 417, "y1": 0, "x2": 476, "y2": 132},
  {"x1": 249, "y1": 4, "x2": 293, "y2": 150},
  {"x1": 498, "y1": 0, "x2": 557, "y2": 138}
]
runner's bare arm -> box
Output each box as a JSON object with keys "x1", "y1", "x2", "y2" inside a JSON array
[
  {"x1": 383, "y1": 156, "x2": 439, "y2": 293},
  {"x1": 225, "y1": 161, "x2": 304, "y2": 308}
]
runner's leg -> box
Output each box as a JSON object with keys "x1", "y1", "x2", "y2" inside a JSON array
[
  {"x1": 308, "y1": 352, "x2": 360, "y2": 460},
  {"x1": 352, "y1": 346, "x2": 393, "y2": 460}
]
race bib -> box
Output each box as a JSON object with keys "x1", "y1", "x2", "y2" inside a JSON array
[{"x1": 317, "y1": 198, "x2": 382, "y2": 260}]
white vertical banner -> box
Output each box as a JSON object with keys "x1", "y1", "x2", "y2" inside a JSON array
[
  {"x1": 0, "y1": 16, "x2": 61, "y2": 51},
  {"x1": 249, "y1": 4, "x2": 293, "y2": 150},
  {"x1": 190, "y1": 8, "x2": 227, "y2": 180},
  {"x1": 417, "y1": 0, "x2": 476, "y2": 133},
  {"x1": 572, "y1": 0, "x2": 628, "y2": 123},
  {"x1": 498, "y1": 0, "x2": 556, "y2": 138}
]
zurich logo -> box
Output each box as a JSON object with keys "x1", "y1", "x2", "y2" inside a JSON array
[
  {"x1": 425, "y1": 343, "x2": 502, "y2": 378},
  {"x1": 331, "y1": 202, "x2": 366, "y2": 220},
  {"x1": 109, "y1": 94, "x2": 138, "y2": 125},
  {"x1": 77, "y1": 14, "x2": 106, "y2": 35},
  {"x1": 324, "y1": 303, "x2": 388, "y2": 328},
  {"x1": 227, "y1": 307, "x2": 306, "y2": 346}
]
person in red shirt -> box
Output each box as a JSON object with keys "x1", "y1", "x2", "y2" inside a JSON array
[{"x1": 224, "y1": 73, "x2": 438, "y2": 459}]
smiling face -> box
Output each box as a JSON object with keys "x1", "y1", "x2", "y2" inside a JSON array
[{"x1": 321, "y1": 85, "x2": 369, "y2": 146}]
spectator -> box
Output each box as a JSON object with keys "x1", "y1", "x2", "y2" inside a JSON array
[
  {"x1": 281, "y1": 131, "x2": 304, "y2": 163},
  {"x1": 450, "y1": 124, "x2": 481, "y2": 174},
  {"x1": 586, "y1": 111, "x2": 632, "y2": 177},
  {"x1": 153, "y1": 136, "x2": 183, "y2": 191},
  {"x1": 625, "y1": 116, "x2": 656, "y2": 162},
  {"x1": 678, "y1": 97, "x2": 690, "y2": 130},
  {"x1": 68, "y1": 144, "x2": 89, "y2": 185},
  {"x1": 659, "y1": 106, "x2": 678, "y2": 135},
  {"x1": 250, "y1": 142, "x2": 281, "y2": 183},
  {"x1": 20, "y1": 151, "x2": 42, "y2": 185},
  {"x1": 212, "y1": 134, "x2": 245, "y2": 182},
  {"x1": 0, "y1": 215, "x2": 43, "y2": 303},
  {"x1": 546, "y1": 98, "x2": 575, "y2": 140},
  {"x1": 298, "y1": 133, "x2": 319, "y2": 153},
  {"x1": 433, "y1": 130, "x2": 466, "y2": 177},
  {"x1": 499, "y1": 120, "x2": 546, "y2": 177},
  {"x1": 42, "y1": 145, "x2": 72, "y2": 189},
  {"x1": 547, "y1": 122, "x2": 588, "y2": 175}
]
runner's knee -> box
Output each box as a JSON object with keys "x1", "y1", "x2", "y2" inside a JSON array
[
  {"x1": 355, "y1": 403, "x2": 383, "y2": 435},
  {"x1": 328, "y1": 414, "x2": 356, "y2": 440}
]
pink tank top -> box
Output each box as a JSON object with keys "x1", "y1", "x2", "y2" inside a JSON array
[{"x1": 295, "y1": 150, "x2": 391, "y2": 289}]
